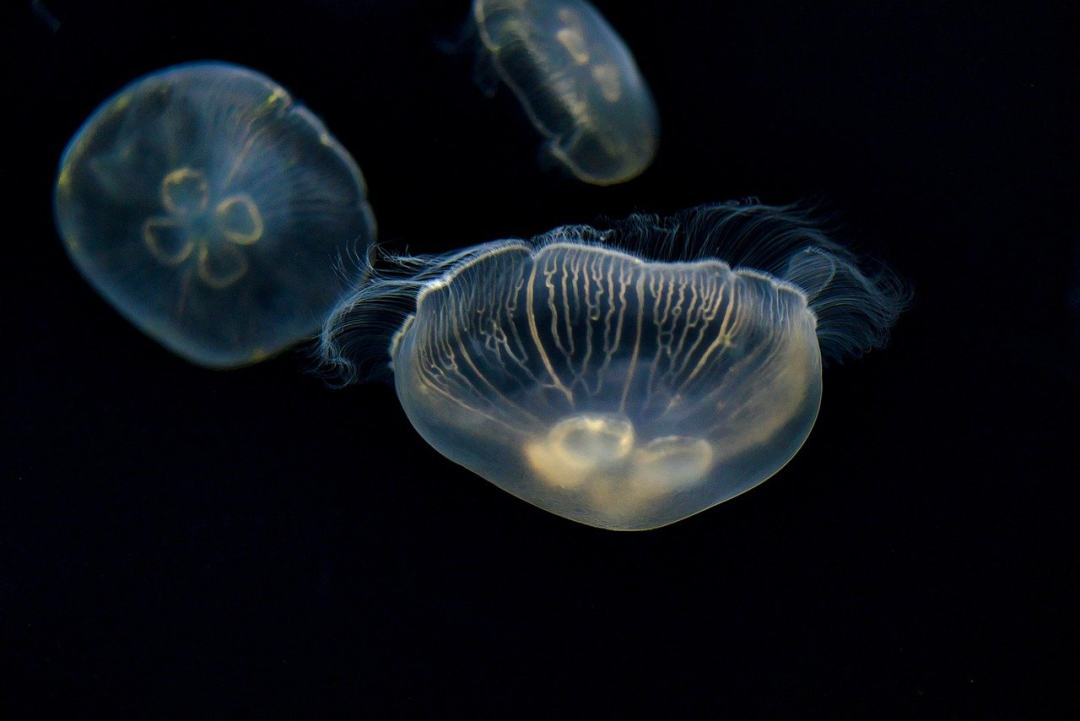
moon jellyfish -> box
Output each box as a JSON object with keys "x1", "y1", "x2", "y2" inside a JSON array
[
  {"x1": 472, "y1": 0, "x2": 659, "y2": 185},
  {"x1": 54, "y1": 62, "x2": 376, "y2": 368},
  {"x1": 322, "y1": 203, "x2": 906, "y2": 530}
]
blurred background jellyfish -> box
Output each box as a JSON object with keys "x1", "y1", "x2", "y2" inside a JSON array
[
  {"x1": 54, "y1": 62, "x2": 376, "y2": 369},
  {"x1": 472, "y1": 0, "x2": 659, "y2": 185},
  {"x1": 321, "y1": 202, "x2": 907, "y2": 530}
]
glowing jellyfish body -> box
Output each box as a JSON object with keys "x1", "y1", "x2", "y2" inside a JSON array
[
  {"x1": 322, "y1": 204, "x2": 906, "y2": 530},
  {"x1": 54, "y1": 62, "x2": 375, "y2": 368},
  {"x1": 392, "y1": 242, "x2": 821, "y2": 530},
  {"x1": 473, "y1": 0, "x2": 659, "y2": 185}
]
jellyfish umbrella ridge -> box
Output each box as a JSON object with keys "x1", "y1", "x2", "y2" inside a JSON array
[
  {"x1": 322, "y1": 203, "x2": 907, "y2": 530},
  {"x1": 54, "y1": 62, "x2": 376, "y2": 368}
]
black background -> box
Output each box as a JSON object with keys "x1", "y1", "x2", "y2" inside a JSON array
[{"x1": 4, "y1": 0, "x2": 1078, "y2": 718}]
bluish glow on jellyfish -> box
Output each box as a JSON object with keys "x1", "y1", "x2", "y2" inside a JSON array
[
  {"x1": 472, "y1": 0, "x2": 659, "y2": 185},
  {"x1": 321, "y1": 203, "x2": 907, "y2": 530},
  {"x1": 54, "y1": 62, "x2": 376, "y2": 368}
]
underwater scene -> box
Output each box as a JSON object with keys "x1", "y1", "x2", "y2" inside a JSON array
[{"x1": 5, "y1": 0, "x2": 1077, "y2": 718}]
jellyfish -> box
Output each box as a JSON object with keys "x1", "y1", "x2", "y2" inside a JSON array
[
  {"x1": 471, "y1": 0, "x2": 659, "y2": 185},
  {"x1": 54, "y1": 62, "x2": 376, "y2": 368},
  {"x1": 321, "y1": 202, "x2": 907, "y2": 530}
]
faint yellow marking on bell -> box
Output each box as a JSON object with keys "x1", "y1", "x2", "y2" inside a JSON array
[
  {"x1": 160, "y1": 167, "x2": 209, "y2": 215},
  {"x1": 215, "y1": 194, "x2": 263, "y2": 245},
  {"x1": 563, "y1": 95, "x2": 589, "y2": 124},
  {"x1": 57, "y1": 129, "x2": 100, "y2": 193},
  {"x1": 591, "y1": 63, "x2": 622, "y2": 102},
  {"x1": 265, "y1": 87, "x2": 288, "y2": 108},
  {"x1": 196, "y1": 242, "x2": 248, "y2": 289},
  {"x1": 142, "y1": 216, "x2": 193, "y2": 265},
  {"x1": 57, "y1": 165, "x2": 73, "y2": 192},
  {"x1": 631, "y1": 436, "x2": 714, "y2": 492},
  {"x1": 556, "y1": 8, "x2": 590, "y2": 65}
]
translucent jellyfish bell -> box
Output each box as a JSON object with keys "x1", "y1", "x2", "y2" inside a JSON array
[
  {"x1": 472, "y1": 0, "x2": 659, "y2": 185},
  {"x1": 54, "y1": 62, "x2": 376, "y2": 368},
  {"x1": 322, "y1": 203, "x2": 907, "y2": 530}
]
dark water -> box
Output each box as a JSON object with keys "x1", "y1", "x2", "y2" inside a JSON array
[{"x1": 4, "y1": 0, "x2": 1078, "y2": 718}]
